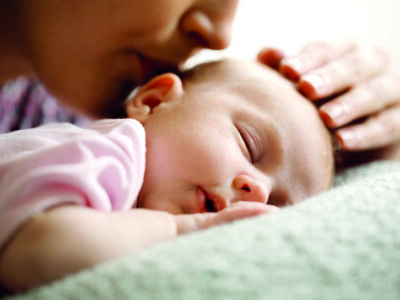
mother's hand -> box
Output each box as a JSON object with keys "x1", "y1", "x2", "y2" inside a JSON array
[{"x1": 258, "y1": 39, "x2": 400, "y2": 152}]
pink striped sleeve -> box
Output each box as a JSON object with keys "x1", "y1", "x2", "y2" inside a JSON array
[{"x1": 0, "y1": 119, "x2": 146, "y2": 250}]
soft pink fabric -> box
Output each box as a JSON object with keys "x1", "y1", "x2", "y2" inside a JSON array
[{"x1": 0, "y1": 119, "x2": 146, "y2": 250}]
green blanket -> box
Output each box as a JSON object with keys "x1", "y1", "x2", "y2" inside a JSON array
[{"x1": 6, "y1": 161, "x2": 400, "y2": 300}]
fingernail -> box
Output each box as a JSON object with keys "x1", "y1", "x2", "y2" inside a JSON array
[
  {"x1": 281, "y1": 57, "x2": 303, "y2": 73},
  {"x1": 258, "y1": 48, "x2": 284, "y2": 69},
  {"x1": 301, "y1": 74, "x2": 324, "y2": 93},
  {"x1": 321, "y1": 103, "x2": 347, "y2": 126},
  {"x1": 280, "y1": 57, "x2": 303, "y2": 80},
  {"x1": 337, "y1": 129, "x2": 358, "y2": 149}
]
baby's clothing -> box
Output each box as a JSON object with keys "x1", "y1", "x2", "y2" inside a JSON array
[{"x1": 0, "y1": 119, "x2": 146, "y2": 251}]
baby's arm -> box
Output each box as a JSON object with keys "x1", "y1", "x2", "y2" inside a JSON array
[
  {"x1": 0, "y1": 206, "x2": 178, "y2": 291},
  {"x1": 0, "y1": 202, "x2": 273, "y2": 292}
]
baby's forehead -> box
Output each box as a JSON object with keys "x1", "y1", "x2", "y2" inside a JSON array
[
  {"x1": 185, "y1": 58, "x2": 280, "y2": 80},
  {"x1": 183, "y1": 59, "x2": 309, "y2": 120},
  {"x1": 224, "y1": 60, "x2": 302, "y2": 105},
  {"x1": 184, "y1": 59, "x2": 296, "y2": 98}
]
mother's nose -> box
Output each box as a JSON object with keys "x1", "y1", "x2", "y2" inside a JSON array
[
  {"x1": 180, "y1": 1, "x2": 238, "y2": 50},
  {"x1": 232, "y1": 174, "x2": 271, "y2": 204}
]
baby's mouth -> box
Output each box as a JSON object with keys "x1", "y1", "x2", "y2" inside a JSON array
[
  {"x1": 205, "y1": 196, "x2": 218, "y2": 212},
  {"x1": 196, "y1": 187, "x2": 227, "y2": 213}
]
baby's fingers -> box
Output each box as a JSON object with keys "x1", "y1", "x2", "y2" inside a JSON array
[
  {"x1": 210, "y1": 202, "x2": 279, "y2": 224},
  {"x1": 175, "y1": 202, "x2": 278, "y2": 235},
  {"x1": 280, "y1": 39, "x2": 356, "y2": 80},
  {"x1": 319, "y1": 72, "x2": 400, "y2": 128},
  {"x1": 335, "y1": 105, "x2": 400, "y2": 151},
  {"x1": 298, "y1": 47, "x2": 389, "y2": 100}
]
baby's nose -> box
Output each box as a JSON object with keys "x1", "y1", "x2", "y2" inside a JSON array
[
  {"x1": 181, "y1": 1, "x2": 238, "y2": 50},
  {"x1": 232, "y1": 175, "x2": 270, "y2": 204}
]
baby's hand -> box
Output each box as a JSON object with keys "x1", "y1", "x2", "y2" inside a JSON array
[
  {"x1": 174, "y1": 202, "x2": 279, "y2": 235},
  {"x1": 258, "y1": 39, "x2": 400, "y2": 152}
]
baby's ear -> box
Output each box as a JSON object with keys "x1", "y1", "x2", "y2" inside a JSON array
[{"x1": 126, "y1": 73, "x2": 183, "y2": 124}]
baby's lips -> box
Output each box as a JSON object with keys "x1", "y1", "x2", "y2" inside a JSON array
[{"x1": 195, "y1": 187, "x2": 207, "y2": 213}]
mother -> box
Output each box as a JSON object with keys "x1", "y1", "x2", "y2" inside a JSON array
[{"x1": 1, "y1": 0, "x2": 399, "y2": 153}]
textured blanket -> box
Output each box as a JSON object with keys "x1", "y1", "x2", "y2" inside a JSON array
[{"x1": 6, "y1": 161, "x2": 400, "y2": 300}]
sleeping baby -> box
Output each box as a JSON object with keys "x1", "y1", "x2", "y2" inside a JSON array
[{"x1": 0, "y1": 59, "x2": 336, "y2": 292}]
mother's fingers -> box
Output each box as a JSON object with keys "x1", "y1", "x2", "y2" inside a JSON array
[
  {"x1": 280, "y1": 39, "x2": 356, "y2": 80},
  {"x1": 299, "y1": 47, "x2": 389, "y2": 100},
  {"x1": 335, "y1": 105, "x2": 400, "y2": 151},
  {"x1": 319, "y1": 71, "x2": 400, "y2": 128},
  {"x1": 257, "y1": 48, "x2": 285, "y2": 70}
]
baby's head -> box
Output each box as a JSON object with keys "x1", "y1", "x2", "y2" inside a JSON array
[
  {"x1": 13, "y1": 0, "x2": 238, "y2": 117},
  {"x1": 126, "y1": 59, "x2": 334, "y2": 213}
]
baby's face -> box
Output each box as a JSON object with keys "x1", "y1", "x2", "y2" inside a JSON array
[
  {"x1": 19, "y1": 0, "x2": 238, "y2": 117},
  {"x1": 137, "y1": 60, "x2": 334, "y2": 213}
]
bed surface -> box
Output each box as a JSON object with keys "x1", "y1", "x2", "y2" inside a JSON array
[{"x1": 5, "y1": 161, "x2": 400, "y2": 300}]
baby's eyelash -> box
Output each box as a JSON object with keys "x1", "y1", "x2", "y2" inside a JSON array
[{"x1": 237, "y1": 125, "x2": 255, "y2": 163}]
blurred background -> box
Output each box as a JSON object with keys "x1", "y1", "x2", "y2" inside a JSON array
[{"x1": 188, "y1": 0, "x2": 400, "y2": 70}]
